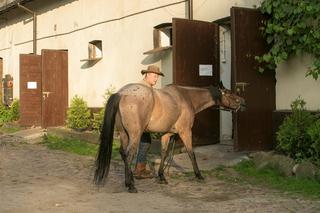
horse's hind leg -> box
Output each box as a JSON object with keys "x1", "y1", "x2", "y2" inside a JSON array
[
  {"x1": 158, "y1": 133, "x2": 173, "y2": 184},
  {"x1": 119, "y1": 131, "x2": 136, "y2": 192},
  {"x1": 179, "y1": 130, "x2": 204, "y2": 180},
  {"x1": 119, "y1": 128, "x2": 143, "y2": 193}
]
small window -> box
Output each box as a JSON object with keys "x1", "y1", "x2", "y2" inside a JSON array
[
  {"x1": 143, "y1": 23, "x2": 172, "y2": 55},
  {"x1": 81, "y1": 40, "x2": 103, "y2": 61}
]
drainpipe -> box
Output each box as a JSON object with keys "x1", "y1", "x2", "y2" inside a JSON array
[
  {"x1": 17, "y1": 3, "x2": 37, "y2": 54},
  {"x1": 188, "y1": 0, "x2": 193, "y2": 20}
]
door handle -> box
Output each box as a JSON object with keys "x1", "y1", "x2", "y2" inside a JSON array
[
  {"x1": 42, "y1": 91, "x2": 52, "y2": 100},
  {"x1": 235, "y1": 82, "x2": 249, "y2": 93}
]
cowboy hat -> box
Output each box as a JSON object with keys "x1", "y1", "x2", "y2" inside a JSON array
[{"x1": 141, "y1": 65, "x2": 164, "y2": 76}]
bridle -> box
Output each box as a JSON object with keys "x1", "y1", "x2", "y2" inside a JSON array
[
  {"x1": 220, "y1": 90, "x2": 242, "y2": 112},
  {"x1": 208, "y1": 86, "x2": 241, "y2": 112}
]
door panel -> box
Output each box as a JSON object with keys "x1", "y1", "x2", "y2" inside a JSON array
[
  {"x1": 231, "y1": 7, "x2": 276, "y2": 151},
  {"x1": 42, "y1": 50, "x2": 68, "y2": 128},
  {"x1": 19, "y1": 54, "x2": 42, "y2": 126},
  {"x1": 0, "y1": 58, "x2": 2, "y2": 103},
  {"x1": 173, "y1": 18, "x2": 220, "y2": 145}
]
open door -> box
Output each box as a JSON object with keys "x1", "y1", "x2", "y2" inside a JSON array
[
  {"x1": 173, "y1": 18, "x2": 220, "y2": 145},
  {"x1": 231, "y1": 7, "x2": 276, "y2": 151},
  {"x1": 41, "y1": 49, "x2": 68, "y2": 128}
]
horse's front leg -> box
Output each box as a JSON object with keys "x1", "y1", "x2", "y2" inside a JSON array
[
  {"x1": 158, "y1": 133, "x2": 173, "y2": 184},
  {"x1": 179, "y1": 130, "x2": 204, "y2": 180}
]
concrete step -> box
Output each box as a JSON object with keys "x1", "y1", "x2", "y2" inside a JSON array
[{"x1": 9, "y1": 127, "x2": 45, "y2": 144}]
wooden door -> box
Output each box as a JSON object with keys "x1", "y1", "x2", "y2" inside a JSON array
[
  {"x1": 231, "y1": 7, "x2": 276, "y2": 151},
  {"x1": 19, "y1": 54, "x2": 42, "y2": 126},
  {"x1": 0, "y1": 58, "x2": 2, "y2": 103},
  {"x1": 41, "y1": 50, "x2": 68, "y2": 128},
  {"x1": 173, "y1": 18, "x2": 220, "y2": 145}
]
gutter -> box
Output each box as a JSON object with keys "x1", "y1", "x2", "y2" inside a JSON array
[
  {"x1": 188, "y1": 0, "x2": 193, "y2": 20},
  {"x1": 17, "y1": 2, "x2": 36, "y2": 54}
]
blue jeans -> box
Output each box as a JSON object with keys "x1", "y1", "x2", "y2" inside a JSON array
[{"x1": 136, "y1": 133, "x2": 151, "y2": 163}]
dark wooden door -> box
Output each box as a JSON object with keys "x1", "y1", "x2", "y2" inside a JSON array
[
  {"x1": 19, "y1": 54, "x2": 42, "y2": 126},
  {"x1": 0, "y1": 58, "x2": 2, "y2": 103},
  {"x1": 173, "y1": 18, "x2": 220, "y2": 145},
  {"x1": 41, "y1": 49, "x2": 68, "y2": 128},
  {"x1": 231, "y1": 7, "x2": 276, "y2": 151}
]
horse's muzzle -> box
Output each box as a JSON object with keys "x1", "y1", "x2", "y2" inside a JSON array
[
  {"x1": 239, "y1": 104, "x2": 246, "y2": 112},
  {"x1": 238, "y1": 100, "x2": 246, "y2": 112}
]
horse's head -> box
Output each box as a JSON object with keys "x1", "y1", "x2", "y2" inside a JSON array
[
  {"x1": 219, "y1": 82, "x2": 246, "y2": 112},
  {"x1": 209, "y1": 82, "x2": 246, "y2": 112}
]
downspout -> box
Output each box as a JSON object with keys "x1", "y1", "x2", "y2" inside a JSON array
[
  {"x1": 17, "y1": 3, "x2": 37, "y2": 54},
  {"x1": 188, "y1": 0, "x2": 193, "y2": 20}
]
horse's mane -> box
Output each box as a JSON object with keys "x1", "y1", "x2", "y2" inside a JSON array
[
  {"x1": 208, "y1": 85, "x2": 222, "y2": 103},
  {"x1": 164, "y1": 84, "x2": 222, "y2": 103}
]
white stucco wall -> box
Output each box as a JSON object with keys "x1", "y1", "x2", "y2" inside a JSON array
[
  {"x1": 0, "y1": 0, "x2": 187, "y2": 107},
  {"x1": 219, "y1": 26, "x2": 232, "y2": 140},
  {"x1": 276, "y1": 54, "x2": 320, "y2": 110},
  {"x1": 0, "y1": 0, "x2": 261, "y2": 108}
]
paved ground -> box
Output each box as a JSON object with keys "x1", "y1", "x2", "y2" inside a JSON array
[{"x1": 1, "y1": 130, "x2": 320, "y2": 213}]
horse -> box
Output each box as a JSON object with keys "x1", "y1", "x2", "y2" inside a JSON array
[{"x1": 94, "y1": 82, "x2": 246, "y2": 193}]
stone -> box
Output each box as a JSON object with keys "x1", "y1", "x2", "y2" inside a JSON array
[
  {"x1": 294, "y1": 161, "x2": 318, "y2": 180},
  {"x1": 251, "y1": 151, "x2": 295, "y2": 176}
]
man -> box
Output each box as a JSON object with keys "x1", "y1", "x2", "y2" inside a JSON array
[{"x1": 134, "y1": 64, "x2": 164, "y2": 179}]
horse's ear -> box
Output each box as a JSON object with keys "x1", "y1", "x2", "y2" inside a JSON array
[{"x1": 219, "y1": 81, "x2": 225, "y2": 89}]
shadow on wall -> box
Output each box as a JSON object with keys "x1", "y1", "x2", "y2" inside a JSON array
[
  {"x1": 81, "y1": 60, "x2": 100, "y2": 69},
  {"x1": 141, "y1": 49, "x2": 171, "y2": 65}
]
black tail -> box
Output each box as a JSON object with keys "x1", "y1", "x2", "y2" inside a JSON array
[{"x1": 94, "y1": 93, "x2": 121, "y2": 185}]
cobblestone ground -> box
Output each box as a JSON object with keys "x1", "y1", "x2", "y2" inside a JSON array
[{"x1": 1, "y1": 135, "x2": 320, "y2": 213}]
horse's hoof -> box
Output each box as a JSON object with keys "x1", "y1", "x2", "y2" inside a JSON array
[
  {"x1": 128, "y1": 186, "x2": 138, "y2": 193},
  {"x1": 196, "y1": 174, "x2": 205, "y2": 180},
  {"x1": 158, "y1": 179, "x2": 168, "y2": 184}
]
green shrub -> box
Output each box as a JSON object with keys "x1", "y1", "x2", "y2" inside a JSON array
[
  {"x1": 92, "y1": 108, "x2": 104, "y2": 132},
  {"x1": 66, "y1": 95, "x2": 91, "y2": 131},
  {"x1": 0, "y1": 99, "x2": 20, "y2": 126},
  {"x1": 276, "y1": 97, "x2": 318, "y2": 163},
  {"x1": 0, "y1": 104, "x2": 12, "y2": 126},
  {"x1": 307, "y1": 119, "x2": 320, "y2": 166},
  {"x1": 92, "y1": 85, "x2": 116, "y2": 132},
  {"x1": 10, "y1": 99, "x2": 20, "y2": 121},
  {"x1": 102, "y1": 85, "x2": 116, "y2": 105}
]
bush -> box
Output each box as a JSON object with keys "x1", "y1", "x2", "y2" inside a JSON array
[
  {"x1": 276, "y1": 97, "x2": 319, "y2": 165},
  {"x1": 0, "y1": 99, "x2": 20, "y2": 127},
  {"x1": 92, "y1": 85, "x2": 116, "y2": 132},
  {"x1": 92, "y1": 108, "x2": 104, "y2": 132},
  {"x1": 307, "y1": 119, "x2": 320, "y2": 166},
  {"x1": 0, "y1": 104, "x2": 12, "y2": 126},
  {"x1": 66, "y1": 95, "x2": 91, "y2": 131},
  {"x1": 10, "y1": 99, "x2": 20, "y2": 121}
]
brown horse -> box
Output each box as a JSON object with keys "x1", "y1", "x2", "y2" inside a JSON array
[{"x1": 94, "y1": 82, "x2": 246, "y2": 192}]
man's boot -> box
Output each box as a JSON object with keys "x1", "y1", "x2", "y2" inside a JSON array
[{"x1": 133, "y1": 162, "x2": 154, "y2": 179}]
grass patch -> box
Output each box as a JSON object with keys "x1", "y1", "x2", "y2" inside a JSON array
[
  {"x1": 0, "y1": 125, "x2": 22, "y2": 134},
  {"x1": 233, "y1": 160, "x2": 320, "y2": 198},
  {"x1": 173, "y1": 160, "x2": 320, "y2": 198},
  {"x1": 43, "y1": 134, "x2": 121, "y2": 160}
]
